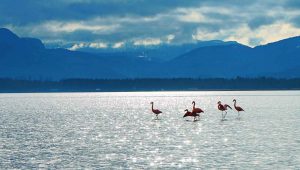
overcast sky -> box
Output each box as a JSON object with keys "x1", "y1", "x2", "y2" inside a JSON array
[{"x1": 1, "y1": 0, "x2": 300, "y2": 49}]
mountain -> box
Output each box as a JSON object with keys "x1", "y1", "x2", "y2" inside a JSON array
[
  {"x1": 252, "y1": 36, "x2": 300, "y2": 76},
  {"x1": 164, "y1": 36, "x2": 300, "y2": 78},
  {"x1": 0, "y1": 28, "x2": 149, "y2": 80},
  {"x1": 76, "y1": 40, "x2": 238, "y2": 62},
  {"x1": 162, "y1": 43, "x2": 253, "y2": 78},
  {"x1": 0, "y1": 28, "x2": 299, "y2": 79}
]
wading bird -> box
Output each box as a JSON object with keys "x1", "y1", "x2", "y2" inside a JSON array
[
  {"x1": 183, "y1": 109, "x2": 199, "y2": 121},
  {"x1": 217, "y1": 101, "x2": 232, "y2": 119},
  {"x1": 233, "y1": 99, "x2": 244, "y2": 117},
  {"x1": 150, "y1": 102, "x2": 162, "y2": 119},
  {"x1": 192, "y1": 101, "x2": 204, "y2": 117}
]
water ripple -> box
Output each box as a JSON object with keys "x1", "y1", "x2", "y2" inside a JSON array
[{"x1": 0, "y1": 91, "x2": 299, "y2": 169}]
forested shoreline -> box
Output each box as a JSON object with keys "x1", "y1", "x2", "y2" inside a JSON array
[{"x1": 0, "y1": 77, "x2": 299, "y2": 92}]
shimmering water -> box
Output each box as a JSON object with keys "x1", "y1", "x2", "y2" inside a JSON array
[{"x1": 0, "y1": 91, "x2": 299, "y2": 169}]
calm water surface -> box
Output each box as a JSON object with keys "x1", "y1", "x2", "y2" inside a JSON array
[{"x1": 0, "y1": 91, "x2": 299, "y2": 169}]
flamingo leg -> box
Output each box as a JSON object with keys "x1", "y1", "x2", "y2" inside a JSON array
[
  {"x1": 223, "y1": 111, "x2": 227, "y2": 119},
  {"x1": 221, "y1": 111, "x2": 224, "y2": 119}
]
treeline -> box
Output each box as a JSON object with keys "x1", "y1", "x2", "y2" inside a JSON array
[{"x1": 0, "y1": 77, "x2": 300, "y2": 92}]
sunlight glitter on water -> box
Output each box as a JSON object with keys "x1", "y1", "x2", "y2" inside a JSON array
[{"x1": 0, "y1": 91, "x2": 299, "y2": 169}]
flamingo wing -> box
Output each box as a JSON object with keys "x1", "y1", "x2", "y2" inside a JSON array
[
  {"x1": 193, "y1": 108, "x2": 204, "y2": 113},
  {"x1": 153, "y1": 109, "x2": 162, "y2": 114},
  {"x1": 236, "y1": 106, "x2": 244, "y2": 112},
  {"x1": 224, "y1": 104, "x2": 232, "y2": 110},
  {"x1": 183, "y1": 111, "x2": 192, "y2": 117},
  {"x1": 198, "y1": 108, "x2": 204, "y2": 113}
]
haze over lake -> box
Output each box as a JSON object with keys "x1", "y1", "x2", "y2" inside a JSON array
[{"x1": 0, "y1": 91, "x2": 299, "y2": 169}]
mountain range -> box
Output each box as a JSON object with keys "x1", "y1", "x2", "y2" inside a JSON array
[{"x1": 0, "y1": 28, "x2": 299, "y2": 80}]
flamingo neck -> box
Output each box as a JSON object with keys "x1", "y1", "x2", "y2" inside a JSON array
[
  {"x1": 151, "y1": 103, "x2": 154, "y2": 111},
  {"x1": 234, "y1": 101, "x2": 236, "y2": 107},
  {"x1": 193, "y1": 102, "x2": 195, "y2": 109}
]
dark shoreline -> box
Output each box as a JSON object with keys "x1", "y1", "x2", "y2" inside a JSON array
[
  {"x1": 1, "y1": 77, "x2": 300, "y2": 93},
  {"x1": 1, "y1": 90, "x2": 300, "y2": 94}
]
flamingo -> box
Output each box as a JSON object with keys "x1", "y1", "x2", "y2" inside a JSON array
[
  {"x1": 217, "y1": 101, "x2": 232, "y2": 119},
  {"x1": 233, "y1": 99, "x2": 244, "y2": 117},
  {"x1": 150, "y1": 102, "x2": 162, "y2": 119},
  {"x1": 183, "y1": 109, "x2": 199, "y2": 121},
  {"x1": 192, "y1": 101, "x2": 204, "y2": 118}
]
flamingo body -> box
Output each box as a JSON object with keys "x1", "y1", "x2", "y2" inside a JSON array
[
  {"x1": 235, "y1": 106, "x2": 244, "y2": 112},
  {"x1": 193, "y1": 108, "x2": 204, "y2": 113},
  {"x1": 152, "y1": 109, "x2": 162, "y2": 114},
  {"x1": 218, "y1": 103, "x2": 226, "y2": 111},
  {"x1": 183, "y1": 109, "x2": 199, "y2": 121}
]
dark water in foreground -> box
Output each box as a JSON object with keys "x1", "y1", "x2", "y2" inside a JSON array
[{"x1": 0, "y1": 91, "x2": 299, "y2": 169}]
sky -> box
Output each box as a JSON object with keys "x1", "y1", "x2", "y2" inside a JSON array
[{"x1": 1, "y1": 0, "x2": 300, "y2": 49}]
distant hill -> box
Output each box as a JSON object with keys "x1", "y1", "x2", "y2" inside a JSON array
[
  {"x1": 252, "y1": 36, "x2": 300, "y2": 77},
  {"x1": 163, "y1": 43, "x2": 253, "y2": 78},
  {"x1": 162, "y1": 36, "x2": 300, "y2": 78},
  {"x1": 0, "y1": 28, "x2": 299, "y2": 80},
  {"x1": 0, "y1": 28, "x2": 158, "y2": 80},
  {"x1": 76, "y1": 40, "x2": 238, "y2": 61}
]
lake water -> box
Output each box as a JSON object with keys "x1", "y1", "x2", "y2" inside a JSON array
[{"x1": 0, "y1": 91, "x2": 299, "y2": 169}]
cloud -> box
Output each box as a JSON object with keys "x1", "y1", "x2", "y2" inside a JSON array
[
  {"x1": 254, "y1": 23, "x2": 300, "y2": 44},
  {"x1": 133, "y1": 38, "x2": 162, "y2": 46},
  {"x1": 112, "y1": 42, "x2": 124, "y2": 48},
  {"x1": 69, "y1": 42, "x2": 108, "y2": 50},
  {"x1": 284, "y1": 0, "x2": 300, "y2": 9},
  {"x1": 191, "y1": 22, "x2": 300, "y2": 47},
  {"x1": 177, "y1": 10, "x2": 206, "y2": 23},
  {"x1": 89, "y1": 42, "x2": 108, "y2": 48},
  {"x1": 231, "y1": 23, "x2": 300, "y2": 46},
  {"x1": 69, "y1": 43, "x2": 86, "y2": 51},
  {"x1": 166, "y1": 34, "x2": 175, "y2": 43},
  {"x1": 248, "y1": 16, "x2": 276, "y2": 29},
  {"x1": 1, "y1": 0, "x2": 300, "y2": 47},
  {"x1": 41, "y1": 21, "x2": 119, "y2": 33},
  {"x1": 0, "y1": 0, "x2": 201, "y2": 24},
  {"x1": 291, "y1": 15, "x2": 300, "y2": 28},
  {"x1": 192, "y1": 28, "x2": 223, "y2": 41}
]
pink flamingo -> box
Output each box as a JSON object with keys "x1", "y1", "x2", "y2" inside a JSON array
[
  {"x1": 192, "y1": 101, "x2": 204, "y2": 118},
  {"x1": 217, "y1": 101, "x2": 232, "y2": 119},
  {"x1": 150, "y1": 102, "x2": 162, "y2": 119},
  {"x1": 233, "y1": 99, "x2": 245, "y2": 117}
]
